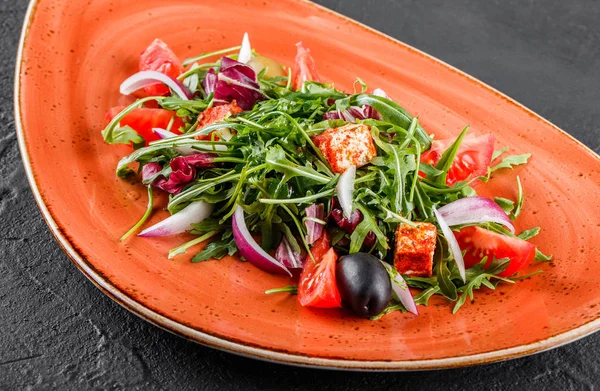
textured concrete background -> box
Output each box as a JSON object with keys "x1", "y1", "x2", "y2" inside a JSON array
[{"x1": 2, "y1": 0, "x2": 600, "y2": 389}]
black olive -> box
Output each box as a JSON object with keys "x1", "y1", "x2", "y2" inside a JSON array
[{"x1": 336, "y1": 252, "x2": 392, "y2": 318}]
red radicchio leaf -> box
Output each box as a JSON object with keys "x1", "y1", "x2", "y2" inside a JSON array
[
  {"x1": 323, "y1": 104, "x2": 381, "y2": 122},
  {"x1": 305, "y1": 203, "x2": 325, "y2": 245},
  {"x1": 364, "y1": 231, "x2": 376, "y2": 248},
  {"x1": 142, "y1": 154, "x2": 215, "y2": 195},
  {"x1": 211, "y1": 57, "x2": 265, "y2": 110},
  {"x1": 141, "y1": 162, "x2": 163, "y2": 183},
  {"x1": 330, "y1": 198, "x2": 376, "y2": 247},
  {"x1": 220, "y1": 57, "x2": 256, "y2": 81}
]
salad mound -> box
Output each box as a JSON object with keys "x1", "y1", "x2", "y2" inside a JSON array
[{"x1": 101, "y1": 34, "x2": 551, "y2": 318}]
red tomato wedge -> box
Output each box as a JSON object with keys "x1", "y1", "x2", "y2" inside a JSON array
[
  {"x1": 421, "y1": 134, "x2": 495, "y2": 186},
  {"x1": 104, "y1": 106, "x2": 184, "y2": 145},
  {"x1": 298, "y1": 234, "x2": 342, "y2": 308},
  {"x1": 292, "y1": 42, "x2": 321, "y2": 91},
  {"x1": 138, "y1": 39, "x2": 184, "y2": 97},
  {"x1": 308, "y1": 232, "x2": 332, "y2": 264},
  {"x1": 454, "y1": 226, "x2": 536, "y2": 277}
]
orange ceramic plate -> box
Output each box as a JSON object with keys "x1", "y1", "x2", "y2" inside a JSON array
[{"x1": 15, "y1": 0, "x2": 600, "y2": 370}]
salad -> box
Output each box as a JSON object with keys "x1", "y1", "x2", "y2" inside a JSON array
[{"x1": 101, "y1": 34, "x2": 551, "y2": 318}]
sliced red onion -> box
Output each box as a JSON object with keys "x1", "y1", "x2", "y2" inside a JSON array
[
  {"x1": 237, "y1": 32, "x2": 252, "y2": 64},
  {"x1": 275, "y1": 237, "x2": 305, "y2": 270},
  {"x1": 372, "y1": 88, "x2": 390, "y2": 99},
  {"x1": 152, "y1": 128, "x2": 195, "y2": 155},
  {"x1": 433, "y1": 206, "x2": 466, "y2": 282},
  {"x1": 232, "y1": 206, "x2": 292, "y2": 276},
  {"x1": 323, "y1": 105, "x2": 381, "y2": 122},
  {"x1": 139, "y1": 201, "x2": 213, "y2": 237},
  {"x1": 305, "y1": 203, "x2": 325, "y2": 245},
  {"x1": 437, "y1": 196, "x2": 515, "y2": 234},
  {"x1": 120, "y1": 70, "x2": 191, "y2": 100},
  {"x1": 337, "y1": 166, "x2": 356, "y2": 219},
  {"x1": 152, "y1": 128, "x2": 226, "y2": 153},
  {"x1": 379, "y1": 261, "x2": 418, "y2": 315}
]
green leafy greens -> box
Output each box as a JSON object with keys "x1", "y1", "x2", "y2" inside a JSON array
[{"x1": 102, "y1": 49, "x2": 549, "y2": 317}]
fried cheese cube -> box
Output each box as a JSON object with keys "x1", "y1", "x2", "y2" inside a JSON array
[
  {"x1": 394, "y1": 223, "x2": 437, "y2": 277},
  {"x1": 312, "y1": 123, "x2": 377, "y2": 174}
]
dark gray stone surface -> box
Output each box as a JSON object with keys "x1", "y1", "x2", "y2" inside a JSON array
[{"x1": 1, "y1": 0, "x2": 599, "y2": 389}]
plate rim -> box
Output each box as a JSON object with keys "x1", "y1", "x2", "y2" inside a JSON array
[{"x1": 14, "y1": 0, "x2": 600, "y2": 371}]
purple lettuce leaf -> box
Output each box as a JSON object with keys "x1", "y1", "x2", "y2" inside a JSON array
[
  {"x1": 141, "y1": 162, "x2": 163, "y2": 184},
  {"x1": 330, "y1": 198, "x2": 376, "y2": 247},
  {"x1": 141, "y1": 154, "x2": 215, "y2": 195},
  {"x1": 206, "y1": 57, "x2": 265, "y2": 111}
]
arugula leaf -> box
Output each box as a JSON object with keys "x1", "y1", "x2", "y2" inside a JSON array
[
  {"x1": 511, "y1": 270, "x2": 544, "y2": 280},
  {"x1": 191, "y1": 230, "x2": 237, "y2": 262},
  {"x1": 492, "y1": 146, "x2": 509, "y2": 161},
  {"x1": 169, "y1": 230, "x2": 221, "y2": 259},
  {"x1": 265, "y1": 146, "x2": 331, "y2": 184},
  {"x1": 405, "y1": 275, "x2": 438, "y2": 289},
  {"x1": 494, "y1": 197, "x2": 515, "y2": 214},
  {"x1": 433, "y1": 126, "x2": 469, "y2": 185},
  {"x1": 265, "y1": 286, "x2": 298, "y2": 295},
  {"x1": 491, "y1": 153, "x2": 531, "y2": 172},
  {"x1": 353, "y1": 78, "x2": 368, "y2": 94},
  {"x1": 295, "y1": 81, "x2": 347, "y2": 99},
  {"x1": 350, "y1": 203, "x2": 388, "y2": 255},
  {"x1": 419, "y1": 163, "x2": 444, "y2": 177},
  {"x1": 512, "y1": 176, "x2": 524, "y2": 219},
  {"x1": 518, "y1": 227, "x2": 540, "y2": 240},
  {"x1": 434, "y1": 243, "x2": 457, "y2": 301},
  {"x1": 119, "y1": 186, "x2": 154, "y2": 241},
  {"x1": 535, "y1": 248, "x2": 553, "y2": 261},
  {"x1": 103, "y1": 125, "x2": 145, "y2": 147},
  {"x1": 413, "y1": 286, "x2": 440, "y2": 306},
  {"x1": 190, "y1": 219, "x2": 229, "y2": 235},
  {"x1": 413, "y1": 181, "x2": 434, "y2": 219},
  {"x1": 370, "y1": 303, "x2": 406, "y2": 320},
  {"x1": 452, "y1": 257, "x2": 512, "y2": 313}
]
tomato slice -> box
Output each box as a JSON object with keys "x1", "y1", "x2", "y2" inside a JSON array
[
  {"x1": 104, "y1": 107, "x2": 184, "y2": 145},
  {"x1": 298, "y1": 234, "x2": 342, "y2": 308},
  {"x1": 308, "y1": 231, "x2": 331, "y2": 263},
  {"x1": 138, "y1": 39, "x2": 184, "y2": 97},
  {"x1": 292, "y1": 42, "x2": 321, "y2": 91},
  {"x1": 420, "y1": 134, "x2": 495, "y2": 186},
  {"x1": 454, "y1": 226, "x2": 536, "y2": 277}
]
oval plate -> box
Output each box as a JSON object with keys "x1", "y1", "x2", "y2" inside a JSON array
[{"x1": 15, "y1": 0, "x2": 600, "y2": 370}]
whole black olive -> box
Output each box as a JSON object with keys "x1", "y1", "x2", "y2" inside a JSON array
[{"x1": 336, "y1": 253, "x2": 392, "y2": 318}]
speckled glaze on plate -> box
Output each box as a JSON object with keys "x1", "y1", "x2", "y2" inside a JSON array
[{"x1": 15, "y1": 0, "x2": 600, "y2": 370}]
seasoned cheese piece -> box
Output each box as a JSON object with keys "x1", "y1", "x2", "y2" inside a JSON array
[
  {"x1": 312, "y1": 123, "x2": 377, "y2": 174},
  {"x1": 394, "y1": 222, "x2": 437, "y2": 277}
]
